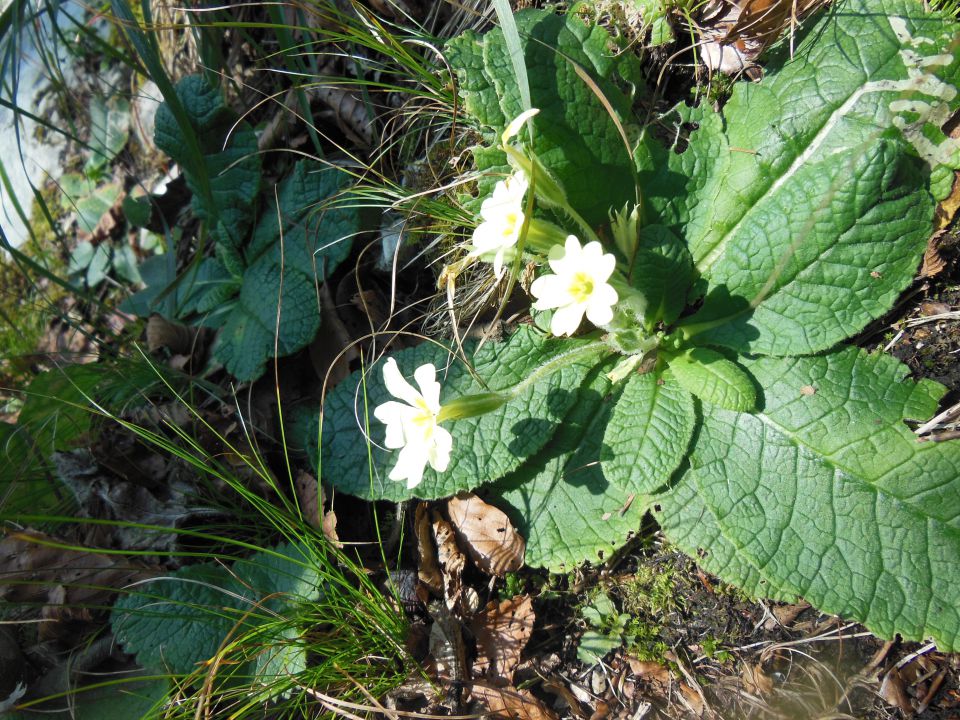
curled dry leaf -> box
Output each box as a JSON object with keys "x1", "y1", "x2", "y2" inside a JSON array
[
  {"x1": 472, "y1": 595, "x2": 535, "y2": 684},
  {"x1": 468, "y1": 681, "x2": 559, "y2": 720},
  {"x1": 447, "y1": 492, "x2": 525, "y2": 577},
  {"x1": 416, "y1": 502, "x2": 443, "y2": 595},
  {"x1": 294, "y1": 472, "x2": 341, "y2": 546},
  {"x1": 920, "y1": 230, "x2": 948, "y2": 279},
  {"x1": 880, "y1": 666, "x2": 914, "y2": 715},
  {"x1": 432, "y1": 510, "x2": 466, "y2": 610},
  {"x1": 741, "y1": 662, "x2": 775, "y2": 695}
]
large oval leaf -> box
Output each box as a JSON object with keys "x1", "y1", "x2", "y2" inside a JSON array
[
  {"x1": 483, "y1": 364, "x2": 645, "y2": 571},
  {"x1": 659, "y1": 349, "x2": 960, "y2": 650},
  {"x1": 446, "y1": 10, "x2": 638, "y2": 225},
  {"x1": 647, "y1": 0, "x2": 958, "y2": 355},
  {"x1": 321, "y1": 328, "x2": 604, "y2": 501},
  {"x1": 602, "y1": 371, "x2": 695, "y2": 494}
]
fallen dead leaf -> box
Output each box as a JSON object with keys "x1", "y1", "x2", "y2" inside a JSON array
[
  {"x1": 473, "y1": 595, "x2": 535, "y2": 684},
  {"x1": 447, "y1": 493, "x2": 525, "y2": 576},
  {"x1": 935, "y1": 173, "x2": 960, "y2": 229},
  {"x1": 0, "y1": 529, "x2": 152, "y2": 643},
  {"x1": 432, "y1": 510, "x2": 465, "y2": 610},
  {"x1": 741, "y1": 662, "x2": 775, "y2": 695},
  {"x1": 678, "y1": 680, "x2": 705, "y2": 716},
  {"x1": 542, "y1": 678, "x2": 589, "y2": 719},
  {"x1": 920, "y1": 230, "x2": 949, "y2": 279},
  {"x1": 468, "y1": 681, "x2": 559, "y2": 720},
  {"x1": 921, "y1": 301, "x2": 953, "y2": 316},
  {"x1": 880, "y1": 666, "x2": 914, "y2": 716},
  {"x1": 627, "y1": 658, "x2": 672, "y2": 687},
  {"x1": 764, "y1": 600, "x2": 810, "y2": 630},
  {"x1": 416, "y1": 503, "x2": 443, "y2": 595},
  {"x1": 309, "y1": 282, "x2": 357, "y2": 388},
  {"x1": 295, "y1": 470, "x2": 322, "y2": 528}
]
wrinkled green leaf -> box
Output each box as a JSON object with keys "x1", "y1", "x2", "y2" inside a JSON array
[
  {"x1": 154, "y1": 75, "x2": 261, "y2": 255},
  {"x1": 112, "y1": 542, "x2": 322, "y2": 676},
  {"x1": 652, "y1": 471, "x2": 795, "y2": 602},
  {"x1": 321, "y1": 327, "x2": 603, "y2": 502},
  {"x1": 674, "y1": 349, "x2": 960, "y2": 650},
  {"x1": 212, "y1": 163, "x2": 359, "y2": 381},
  {"x1": 85, "y1": 96, "x2": 130, "y2": 177},
  {"x1": 629, "y1": 224, "x2": 693, "y2": 327},
  {"x1": 602, "y1": 371, "x2": 695, "y2": 495},
  {"x1": 119, "y1": 255, "x2": 235, "y2": 324},
  {"x1": 667, "y1": 348, "x2": 756, "y2": 412},
  {"x1": 446, "y1": 10, "x2": 639, "y2": 226},
  {"x1": 59, "y1": 175, "x2": 121, "y2": 234},
  {"x1": 483, "y1": 363, "x2": 648, "y2": 570},
  {"x1": 645, "y1": 0, "x2": 959, "y2": 355},
  {"x1": 577, "y1": 629, "x2": 621, "y2": 665}
]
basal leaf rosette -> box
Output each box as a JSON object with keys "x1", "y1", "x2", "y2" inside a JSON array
[{"x1": 320, "y1": 327, "x2": 604, "y2": 501}]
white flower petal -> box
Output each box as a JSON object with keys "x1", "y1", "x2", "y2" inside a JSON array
[
  {"x1": 501, "y1": 108, "x2": 540, "y2": 144},
  {"x1": 381, "y1": 357, "x2": 423, "y2": 408},
  {"x1": 530, "y1": 274, "x2": 568, "y2": 310},
  {"x1": 529, "y1": 236, "x2": 618, "y2": 336},
  {"x1": 375, "y1": 358, "x2": 453, "y2": 488},
  {"x1": 373, "y1": 401, "x2": 415, "y2": 448},
  {"x1": 428, "y1": 426, "x2": 453, "y2": 472},
  {"x1": 551, "y1": 304, "x2": 585, "y2": 336},
  {"x1": 414, "y1": 363, "x2": 441, "y2": 412},
  {"x1": 389, "y1": 442, "x2": 428, "y2": 488},
  {"x1": 585, "y1": 299, "x2": 615, "y2": 327}
]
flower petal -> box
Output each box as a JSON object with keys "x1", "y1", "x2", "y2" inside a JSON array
[
  {"x1": 530, "y1": 274, "x2": 568, "y2": 310},
  {"x1": 373, "y1": 401, "x2": 416, "y2": 448},
  {"x1": 389, "y1": 441, "x2": 428, "y2": 488},
  {"x1": 551, "y1": 303, "x2": 586, "y2": 336},
  {"x1": 428, "y1": 425, "x2": 453, "y2": 472},
  {"x1": 382, "y1": 357, "x2": 423, "y2": 407},
  {"x1": 585, "y1": 299, "x2": 615, "y2": 327},
  {"x1": 414, "y1": 363, "x2": 441, "y2": 412},
  {"x1": 501, "y1": 108, "x2": 540, "y2": 145}
]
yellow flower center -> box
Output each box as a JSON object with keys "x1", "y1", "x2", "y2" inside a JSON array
[
  {"x1": 411, "y1": 398, "x2": 436, "y2": 438},
  {"x1": 501, "y1": 211, "x2": 520, "y2": 237},
  {"x1": 567, "y1": 272, "x2": 594, "y2": 303}
]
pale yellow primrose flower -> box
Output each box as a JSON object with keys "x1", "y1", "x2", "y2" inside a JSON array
[
  {"x1": 530, "y1": 236, "x2": 619, "y2": 337},
  {"x1": 373, "y1": 358, "x2": 453, "y2": 489},
  {"x1": 468, "y1": 170, "x2": 529, "y2": 278}
]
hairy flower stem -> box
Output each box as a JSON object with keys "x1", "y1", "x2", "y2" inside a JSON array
[{"x1": 506, "y1": 340, "x2": 609, "y2": 398}]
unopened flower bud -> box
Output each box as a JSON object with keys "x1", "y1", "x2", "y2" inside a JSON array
[{"x1": 436, "y1": 392, "x2": 508, "y2": 423}]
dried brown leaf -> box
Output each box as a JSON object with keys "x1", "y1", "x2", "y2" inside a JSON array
[
  {"x1": 416, "y1": 503, "x2": 443, "y2": 595},
  {"x1": 880, "y1": 666, "x2": 914, "y2": 715},
  {"x1": 469, "y1": 682, "x2": 559, "y2": 720},
  {"x1": 447, "y1": 492, "x2": 525, "y2": 577},
  {"x1": 678, "y1": 681, "x2": 705, "y2": 716},
  {"x1": 541, "y1": 679, "x2": 589, "y2": 719},
  {"x1": 432, "y1": 510, "x2": 465, "y2": 609},
  {"x1": 295, "y1": 470, "x2": 322, "y2": 529},
  {"x1": 472, "y1": 595, "x2": 535, "y2": 684},
  {"x1": 309, "y1": 282, "x2": 357, "y2": 388},
  {"x1": 920, "y1": 230, "x2": 949, "y2": 279},
  {"x1": 627, "y1": 658, "x2": 672, "y2": 687},
  {"x1": 935, "y1": 173, "x2": 960, "y2": 229},
  {"x1": 764, "y1": 600, "x2": 810, "y2": 629},
  {"x1": 146, "y1": 315, "x2": 194, "y2": 354},
  {"x1": 0, "y1": 530, "x2": 151, "y2": 613},
  {"x1": 741, "y1": 662, "x2": 775, "y2": 695}
]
